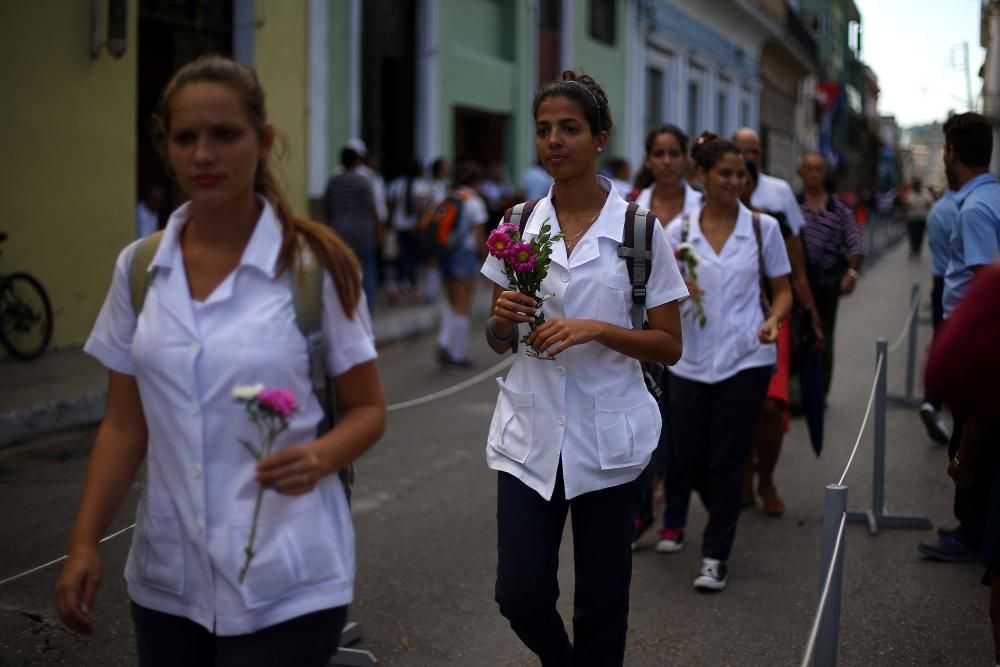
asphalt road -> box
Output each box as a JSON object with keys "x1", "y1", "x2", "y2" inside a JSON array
[{"x1": 0, "y1": 242, "x2": 992, "y2": 665}]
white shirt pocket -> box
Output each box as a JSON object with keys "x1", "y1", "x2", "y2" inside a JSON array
[
  {"x1": 729, "y1": 310, "x2": 762, "y2": 359},
  {"x1": 133, "y1": 489, "x2": 186, "y2": 596},
  {"x1": 230, "y1": 494, "x2": 343, "y2": 609},
  {"x1": 595, "y1": 393, "x2": 657, "y2": 469},
  {"x1": 597, "y1": 272, "x2": 632, "y2": 327},
  {"x1": 487, "y1": 379, "x2": 535, "y2": 464}
]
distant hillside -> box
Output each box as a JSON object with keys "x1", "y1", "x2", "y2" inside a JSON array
[{"x1": 902, "y1": 122, "x2": 944, "y2": 145}]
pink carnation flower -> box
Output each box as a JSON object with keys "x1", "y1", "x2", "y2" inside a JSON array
[
  {"x1": 509, "y1": 242, "x2": 538, "y2": 272},
  {"x1": 495, "y1": 222, "x2": 518, "y2": 235},
  {"x1": 256, "y1": 387, "x2": 298, "y2": 420},
  {"x1": 486, "y1": 228, "x2": 517, "y2": 259}
]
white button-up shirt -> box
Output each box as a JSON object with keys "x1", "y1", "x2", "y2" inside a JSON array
[
  {"x1": 665, "y1": 203, "x2": 791, "y2": 385},
  {"x1": 481, "y1": 178, "x2": 688, "y2": 501},
  {"x1": 84, "y1": 200, "x2": 376, "y2": 635},
  {"x1": 751, "y1": 173, "x2": 805, "y2": 236},
  {"x1": 633, "y1": 181, "x2": 703, "y2": 226}
]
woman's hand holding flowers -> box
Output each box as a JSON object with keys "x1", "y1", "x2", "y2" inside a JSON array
[
  {"x1": 256, "y1": 442, "x2": 324, "y2": 496},
  {"x1": 528, "y1": 317, "x2": 604, "y2": 358},
  {"x1": 492, "y1": 290, "x2": 537, "y2": 326}
]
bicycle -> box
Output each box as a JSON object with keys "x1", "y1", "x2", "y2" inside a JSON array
[{"x1": 0, "y1": 232, "x2": 54, "y2": 360}]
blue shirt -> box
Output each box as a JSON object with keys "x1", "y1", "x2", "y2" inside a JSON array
[
  {"x1": 927, "y1": 192, "x2": 958, "y2": 277},
  {"x1": 943, "y1": 173, "x2": 1000, "y2": 317}
]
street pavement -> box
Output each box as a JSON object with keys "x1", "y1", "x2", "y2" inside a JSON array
[{"x1": 0, "y1": 240, "x2": 992, "y2": 665}]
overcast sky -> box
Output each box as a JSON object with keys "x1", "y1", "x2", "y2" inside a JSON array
[{"x1": 855, "y1": 0, "x2": 986, "y2": 127}]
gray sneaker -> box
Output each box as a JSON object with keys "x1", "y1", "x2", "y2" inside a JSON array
[{"x1": 694, "y1": 558, "x2": 728, "y2": 591}]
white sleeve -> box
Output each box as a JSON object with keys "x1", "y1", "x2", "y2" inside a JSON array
[
  {"x1": 321, "y1": 272, "x2": 377, "y2": 377},
  {"x1": 481, "y1": 251, "x2": 509, "y2": 288},
  {"x1": 83, "y1": 242, "x2": 142, "y2": 375},
  {"x1": 780, "y1": 181, "x2": 805, "y2": 235},
  {"x1": 761, "y1": 216, "x2": 792, "y2": 278},
  {"x1": 468, "y1": 195, "x2": 489, "y2": 225},
  {"x1": 645, "y1": 220, "x2": 690, "y2": 309}
]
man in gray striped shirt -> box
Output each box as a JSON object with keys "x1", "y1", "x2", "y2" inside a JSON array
[
  {"x1": 323, "y1": 147, "x2": 379, "y2": 312},
  {"x1": 798, "y1": 152, "x2": 865, "y2": 395}
]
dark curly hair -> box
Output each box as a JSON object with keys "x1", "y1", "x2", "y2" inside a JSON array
[
  {"x1": 532, "y1": 70, "x2": 613, "y2": 136},
  {"x1": 690, "y1": 132, "x2": 743, "y2": 172}
]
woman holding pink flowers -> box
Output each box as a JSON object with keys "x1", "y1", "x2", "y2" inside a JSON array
[
  {"x1": 481, "y1": 71, "x2": 688, "y2": 665},
  {"x1": 663, "y1": 134, "x2": 792, "y2": 592},
  {"x1": 56, "y1": 57, "x2": 386, "y2": 666}
]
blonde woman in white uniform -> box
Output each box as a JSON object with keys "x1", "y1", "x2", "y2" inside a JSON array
[
  {"x1": 482, "y1": 72, "x2": 688, "y2": 665},
  {"x1": 55, "y1": 57, "x2": 386, "y2": 666}
]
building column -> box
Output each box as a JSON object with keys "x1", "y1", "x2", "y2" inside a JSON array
[
  {"x1": 348, "y1": 0, "x2": 362, "y2": 141},
  {"x1": 415, "y1": 0, "x2": 440, "y2": 164},
  {"x1": 560, "y1": 0, "x2": 574, "y2": 71},
  {"x1": 624, "y1": 0, "x2": 647, "y2": 170},
  {"x1": 307, "y1": 0, "x2": 328, "y2": 198},
  {"x1": 233, "y1": 0, "x2": 255, "y2": 66},
  {"x1": 986, "y1": 1, "x2": 1000, "y2": 173}
]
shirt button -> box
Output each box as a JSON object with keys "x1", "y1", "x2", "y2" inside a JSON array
[
  {"x1": 558, "y1": 416, "x2": 566, "y2": 426},
  {"x1": 193, "y1": 464, "x2": 203, "y2": 479},
  {"x1": 195, "y1": 520, "x2": 204, "y2": 534},
  {"x1": 190, "y1": 401, "x2": 200, "y2": 416},
  {"x1": 189, "y1": 341, "x2": 201, "y2": 354},
  {"x1": 560, "y1": 273, "x2": 570, "y2": 283},
  {"x1": 555, "y1": 366, "x2": 565, "y2": 376}
]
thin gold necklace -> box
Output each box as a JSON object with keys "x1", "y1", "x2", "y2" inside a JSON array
[{"x1": 564, "y1": 210, "x2": 601, "y2": 252}]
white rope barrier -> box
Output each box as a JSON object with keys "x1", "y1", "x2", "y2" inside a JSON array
[
  {"x1": 0, "y1": 356, "x2": 514, "y2": 589},
  {"x1": 837, "y1": 352, "x2": 884, "y2": 487},
  {"x1": 887, "y1": 293, "x2": 920, "y2": 354},
  {"x1": 800, "y1": 513, "x2": 848, "y2": 667}
]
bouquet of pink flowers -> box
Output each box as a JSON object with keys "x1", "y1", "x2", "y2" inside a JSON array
[
  {"x1": 486, "y1": 220, "x2": 565, "y2": 358},
  {"x1": 675, "y1": 242, "x2": 707, "y2": 328},
  {"x1": 232, "y1": 384, "x2": 299, "y2": 583}
]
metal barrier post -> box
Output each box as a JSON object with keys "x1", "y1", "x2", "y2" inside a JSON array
[
  {"x1": 889, "y1": 283, "x2": 922, "y2": 407},
  {"x1": 848, "y1": 338, "x2": 933, "y2": 534},
  {"x1": 815, "y1": 485, "x2": 848, "y2": 667}
]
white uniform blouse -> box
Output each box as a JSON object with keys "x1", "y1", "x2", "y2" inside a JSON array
[
  {"x1": 633, "y1": 182, "x2": 703, "y2": 226},
  {"x1": 664, "y1": 203, "x2": 791, "y2": 385},
  {"x1": 751, "y1": 173, "x2": 805, "y2": 236},
  {"x1": 481, "y1": 178, "x2": 688, "y2": 501},
  {"x1": 84, "y1": 200, "x2": 377, "y2": 635}
]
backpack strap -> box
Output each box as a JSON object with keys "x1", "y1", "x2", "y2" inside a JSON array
[
  {"x1": 617, "y1": 202, "x2": 655, "y2": 330},
  {"x1": 290, "y1": 235, "x2": 353, "y2": 497},
  {"x1": 680, "y1": 213, "x2": 690, "y2": 243},
  {"x1": 503, "y1": 199, "x2": 540, "y2": 237},
  {"x1": 128, "y1": 231, "x2": 164, "y2": 317},
  {"x1": 751, "y1": 212, "x2": 772, "y2": 318}
]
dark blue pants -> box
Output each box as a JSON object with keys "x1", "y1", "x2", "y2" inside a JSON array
[
  {"x1": 925, "y1": 275, "x2": 945, "y2": 408},
  {"x1": 495, "y1": 466, "x2": 647, "y2": 667},
  {"x1": 668, "y1": 366, "x2": 772, "y2": 561},
  {"x1": 131, "y1": 602, "x2": 347, "y2": 667},
  {"x1": 638, "y1": 368, "x2": 692, "y2": 530},
  {"x1": 950, "y1": 417, "x2": 994, "y2": 551}
]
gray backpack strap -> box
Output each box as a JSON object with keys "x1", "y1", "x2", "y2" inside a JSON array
[
  {"x1": 128, "y1": 231, "x2": 164, "y2": 316},
  {"x1": 290, "y1": 235, "x2": 353, "y2": 497},
  {"x1": 500, "y1": 200, "x2": 539, "y2": 353},
  {"x1": 617, "y1": 202, "x2": 655, "y2": 330}
]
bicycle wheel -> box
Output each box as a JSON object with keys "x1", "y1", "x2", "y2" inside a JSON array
[{"x1": 0, "y1": 272, "x2": 54, "y2": 360}]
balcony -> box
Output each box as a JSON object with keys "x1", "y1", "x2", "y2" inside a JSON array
[{"x1": 786, "y1": 5, "x2": 819, "y2": 65}]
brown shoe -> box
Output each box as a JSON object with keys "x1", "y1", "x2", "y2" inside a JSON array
[{"x1": 760, "y1": 490, "x2": 785, "y2": 517}]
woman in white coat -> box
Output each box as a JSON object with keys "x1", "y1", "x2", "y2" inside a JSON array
[
  {"x1": 664, "y1": 134, "x2": 792, "y2": 592},
  {"x1": 629, "y1": 124, "x2": 703, "y2": 555},
  {"x1": 482, "y1": 71, "x2": 688, "y2": 665},
  {"x1": 55, "y1": 56, "x2": 386, "y2": 666}
]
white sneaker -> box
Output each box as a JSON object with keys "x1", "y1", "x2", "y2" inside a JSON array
[
  {"x1": 694, "y1": 558, "x2": 728, "y2": 591},
  {"x1": 919, "y1": 402, "x2": 951, "y2": 445},
  {"x1": 654, "y1": 528, "x2": 685, "y2": 553}
]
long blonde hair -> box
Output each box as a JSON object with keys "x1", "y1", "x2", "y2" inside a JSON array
[{"x1": 152, "y1": 55, "x2": 362, "y2": 316}]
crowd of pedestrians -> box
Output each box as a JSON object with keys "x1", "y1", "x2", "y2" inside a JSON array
[{"x1": 60, "y1": 52, "x2": 1000, "y2": 666}]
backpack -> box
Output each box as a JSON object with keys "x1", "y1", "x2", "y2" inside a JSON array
[
  {"x1": 502, "y1": 199, "x2": 664, "y2": 401},
  {"x1": 128, "y1": 231, "x2": 352, "y2": 497},
  {"x1": 418, "y1": 188, "x2": 472, "y2": 255}
]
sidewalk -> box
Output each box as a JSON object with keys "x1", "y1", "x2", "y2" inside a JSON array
[{"x1": 0, "y1": 287, "x2": 492, "y2": 448}]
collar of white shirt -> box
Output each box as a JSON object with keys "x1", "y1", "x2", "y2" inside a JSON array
[
  {"x1": 524, "y1": 176, "x2": 628, "y2": 269},
  {"x1": 686, "y1": 202, "x2": 757, "y2": 262},
  {"x1": 150, "y1": 197, "x2": 282, "y2": 280}
]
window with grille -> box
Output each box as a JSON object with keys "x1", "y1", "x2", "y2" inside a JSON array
[{"x1": 589, "y1": 0, "x2": 616, "y2": 46}]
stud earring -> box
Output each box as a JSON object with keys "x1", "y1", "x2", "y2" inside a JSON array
[{"x1": 597, "y1": 147, "x2": 603, "y2": 153}]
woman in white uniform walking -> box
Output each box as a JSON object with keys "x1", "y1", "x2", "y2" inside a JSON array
[
  {"x1": 664, "y1": 134, "x2": 792, "y2": 591},
  {"x1": 55, "y1": 56, "x2": 386, "y2": 665},
  {"x1": 629, "y1": 124, "x2": 703, "y2": 554},
  {"x1": 481, "y1": 71, "x2": 688, "y2": 665}
]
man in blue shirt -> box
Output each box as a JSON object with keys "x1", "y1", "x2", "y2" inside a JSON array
[
  {"x1": 919, "y1": 190, "x2": 958, "y2": 444},
  {"x1": 920, "y1": 112, "x2": 1000, "y2": 563}
]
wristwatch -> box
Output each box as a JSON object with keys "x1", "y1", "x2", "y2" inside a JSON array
[{"x1": 846, "y1": 268, "x2": 859, "y2": 280}]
